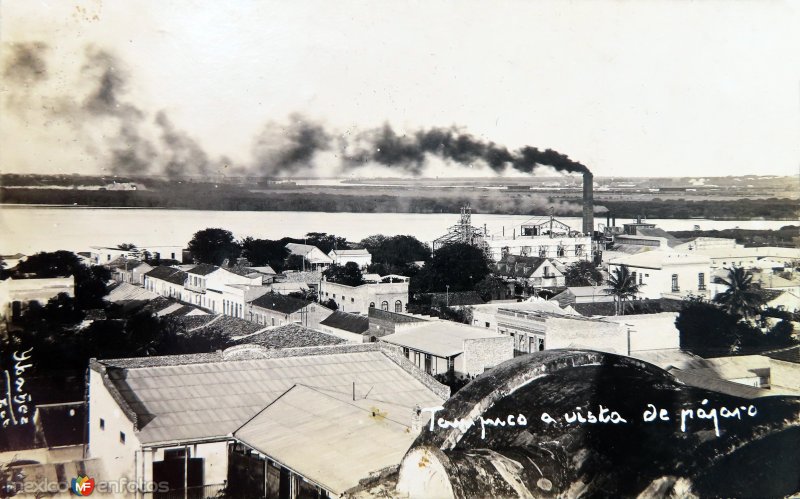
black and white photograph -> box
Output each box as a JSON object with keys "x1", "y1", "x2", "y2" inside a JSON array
[{"x1": 1, "y1": 1, "x2": 799, "y2": 497}]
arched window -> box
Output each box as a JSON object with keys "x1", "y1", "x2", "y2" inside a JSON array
[
  {"x1": 381, "y1": 301, "x2": 389, "y2": 311},
  {"x1": 369, "y1": 302, "x2": 375, "y2": 308},
  {"x1": 394, "y1": 300, "x2": 402, "y2": 313}
]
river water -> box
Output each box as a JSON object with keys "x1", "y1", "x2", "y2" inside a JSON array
[{"x1": 0, "y1": 205, "x2": 795, "y2": 255}]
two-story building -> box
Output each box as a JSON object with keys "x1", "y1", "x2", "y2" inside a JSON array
[
  {"x1": 493, "y1": 255, "x2": 565, "y2": 290},
  {"x1": 89, "y1": 245, "x2": 183, "y2": 265},
  {"x1": 483, "y1": 215, "x2": 592, "y2": 263},
  {"x1": 319, "y1": 274, "x2": 410, "y2": 315},
  {"x1": 285, "y1": 243, "x2": 333, "y2": 271},
  {"x1": 328, "y1": 248, "x2": 372, "y2": 268},
  {"x1": 143, "y1": 266, "x2": 188, "y2": 300},
  {"x1": 607, "y1": 251, "x2": 712, "y2": 300},
  {"x1": 183, "y1": 264, "x2": 265, "y2": 315},
  {"x1": 108, "y1": 258, "x2": 153, "y2": 286}
]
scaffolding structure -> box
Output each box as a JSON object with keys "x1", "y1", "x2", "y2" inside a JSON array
[{"x1": 432, "y1": 205, "x2": 492, "y2": 259}]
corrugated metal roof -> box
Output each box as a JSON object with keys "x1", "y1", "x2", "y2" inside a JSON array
[
  {"x1": 97, "y1": 349, "x2": 444, "y2": 445},
  {"x1": 381, "y1": 322, "x2": 503, "y2": 357},
  {"x1": 235, "y1": 384, "x2": 419, "y2": 495}
]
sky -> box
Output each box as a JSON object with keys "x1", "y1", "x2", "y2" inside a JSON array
[{"x1": 1, "y1": 0, "x2": 799, "y2": 179}]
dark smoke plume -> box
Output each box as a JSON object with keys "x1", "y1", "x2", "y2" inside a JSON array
[
  {"x1": 3, "y1": 42, "x2": 48, "y2": 84},
  {"x1": 252, "y1": 115, "x2": 331, "y2": 174},
  {"x1": 338, "y1": 122, "x2": 587, "y2": 176},
  {"x1": 4, "y1": 41, "x2": 590, "y2": 180},
  {"x1": 80, "y1": 47, "x2": 156, "y2": 174},
  {"x1": 156, "y1": 111, "x2": 211, "y2": 177}
]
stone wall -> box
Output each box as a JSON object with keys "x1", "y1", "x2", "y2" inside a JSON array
[{"x1": 462, "y1": 336, "x2": 515, "y2": 376}]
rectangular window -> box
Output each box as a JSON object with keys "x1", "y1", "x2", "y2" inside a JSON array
[
  {"x1": 671, "y1": 274, "x2": 679, "y2": 292},
  {"x1": 638, "y1": 273, "x2": 643, "y2": 285},
  {"x1": 447, "y1": 357, "x2": 454, "y2": 373},
  {"x1": 698, "y1": 273, "x2": 706, "y2": 291},
  {"x1": 485, "y1": 322, "x2": 491, "y2": 328},
  {"x1": 351, "y1": 298, "x2": 355, "y2": 303},
  {"x1": 99, "y1": 418, "x2": 105, "y2": 430},
  {"x1": 403, "y1": 347, "x2": 409, "y2": 358},
  {"x1": 119, "y1": 432, "x2": 126, "y2": 444}
]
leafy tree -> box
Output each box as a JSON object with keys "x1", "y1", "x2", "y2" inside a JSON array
[
  {"x1": 323, "y1": 262, "x2": 365, "y2": 286},
  {"x1": 241, "y1": 237, "x2": 290, "y2": 270},
  {"x1": 289, "y1": 288, "x2": 319, "y2": 302},
  {"x1": 474, "y1": 275, "x2": 507, "y2": 302},
  {"x1": 604, "y1": 264, "x2": 641, "y2": 315},
  {"x1": 15, "y1": 250, "x2": 82, "y2": 278},
  {"x1": 302, "y1": 232, "x2": 349, "y2": 254},
  {"x1": 713, "y1": 267, "x2": 764, "y2": 321},
  {"x1": 14, "y1": 251, "x2": 110, "y2": 310},
  {"x1": 21, "y1": 293, "x2": 84, "y2": 326},
  {"x1": 676, "y1": 298, "x2": 740, "y2": 356},
  {"x1": 284, "y1": 254, "x2": 307, "y2": 271},
  {"x1": 411, "y1": 243, "x2": 490, "y2": 294},
  {"x1": 322, "y1": 298, "x2": 338, "y2": 311},
  {"x1": 361, "y1": 234, "x2": 431, "y2": 267},
  {"x1": 564, "y1": 260, "x2": 603, "y2": 287},
  {"x1": 187, "y1": 228, "x2": 241, "y2": 265},
  {"x1": 0, "y1": 256, "x2": 7, "y2": 280},
  {"x1": 767, "y1": 320, "x2": 795, "y2": 347}
]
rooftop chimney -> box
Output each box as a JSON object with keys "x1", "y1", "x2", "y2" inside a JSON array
[{"x1": 582, "y1": 172, "x2": 594, "y2": 235}]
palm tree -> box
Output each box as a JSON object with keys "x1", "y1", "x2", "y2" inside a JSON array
[
  {"x1": 713, "y1": 266, "x2": 763, "y2": 321},
  {"x1": 604, "y1": 264, "x2": 641, "y2": 315}
]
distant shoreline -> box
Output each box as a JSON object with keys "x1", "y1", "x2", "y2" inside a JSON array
[{"x1": 0, "y1": 202, "x2": 797, "y2": 222}]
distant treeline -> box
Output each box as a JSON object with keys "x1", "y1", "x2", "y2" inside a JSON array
[
  {"x1": 669, "y1": 226, "x2": 800, "y2": 247},
  {"x1": 1, "y1": 186, "x2": 797, "y2": 220}
]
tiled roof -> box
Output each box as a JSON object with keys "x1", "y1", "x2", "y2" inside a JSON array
[
  {"x1": 144, "y1": 265, "x2": 187, "y2": 285},
  {"x1": 187, "y1": 263, "x2": 219, "y2": 276},
  {"x1": 250, "y1": 293, "x2": 310, "y2": 314},
  {"x1": 320, "y1": 311, "x2": 369, "y2": 334},
  {"x1": 234, "y1": 324, "x2": 346, "y2": 349},
  {"x1": 91, "y1": 344, "x2": 447, "y2": 445},
  {"x1": 106, "y1": 282, "x2": 159, "y2": 303},
  {"x1": 178, "y1": 315, "x2": 262, "y2": 338}
]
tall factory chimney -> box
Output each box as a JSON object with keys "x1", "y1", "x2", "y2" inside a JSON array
[{"x1": 582, "y1": 172, "x2": 594, "y2": 235}]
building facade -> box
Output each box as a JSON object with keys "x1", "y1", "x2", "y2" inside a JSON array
[
  {"x1": 319, "y1": 276, "x2": 410, "y2": 315},
  {"x1": 608, "y1": 251, "x2": 712, "y2": 300}
]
